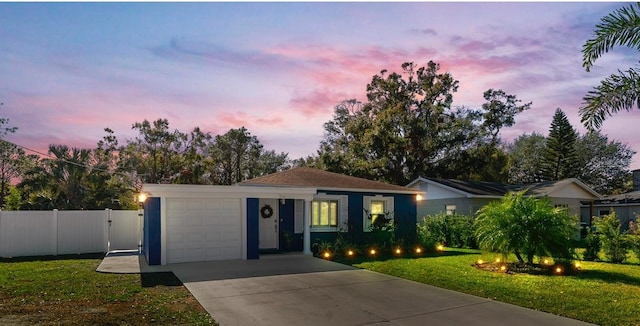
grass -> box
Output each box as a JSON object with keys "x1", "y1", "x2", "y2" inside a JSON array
[
  {"x1": 342, "y1": 248, "x2": 640, "y2": 326},
  {"x1": 0, "y1": 253, "x2": 216, "y2": 325}
]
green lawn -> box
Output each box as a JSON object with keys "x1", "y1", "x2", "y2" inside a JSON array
[
  {"x1": 348, "y1": 249, "x2": 640, "y2": 326},
  {"x1": 0, "y1": 254, "x2": 215, "y2": 325}
]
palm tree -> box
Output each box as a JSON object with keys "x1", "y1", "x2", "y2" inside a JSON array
[
  {"x1": 581, "y1": 3, "x2": 640, "y2": 130},
  {"x1": 474, "y1": 191, "x2": 576, "y2": 265}
]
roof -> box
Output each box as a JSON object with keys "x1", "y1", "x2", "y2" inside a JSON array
[
  {"x1": 595, "y1": 190, "x2": 640, "y2": 205},
  {"x1": 238, "y1": 167, "x2": 416, "y2": 193},
  {"x1": 408, "y1": 177, "x2": 601, "y2": 199}
]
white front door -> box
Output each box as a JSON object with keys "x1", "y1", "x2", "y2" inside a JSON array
[{"x1": 258, "y1": 199, "x2": 279, "y2": 250}]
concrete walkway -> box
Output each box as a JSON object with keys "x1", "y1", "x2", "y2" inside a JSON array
[{"x1": 98, "y1": 253, "x2": 594, "y2": 325}]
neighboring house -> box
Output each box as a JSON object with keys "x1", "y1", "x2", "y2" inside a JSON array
[
  {"x1": 406, "y1": 177, "x2": 602, "y2": 224},
  {"x1": 581, "y1": 170, "x2": 640, "y2": 231},
  {"x1": 581, "y1": 191, "x2": 640, "y2": 231},
  {"x1": 141, "y1": 167, "x2": 422, "y2": 265}
]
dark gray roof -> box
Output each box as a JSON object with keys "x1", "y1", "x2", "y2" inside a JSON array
[
  {"x1": 424, "y1": 178, "x2": 592, "y2": 197},
  {"x1": 596, "y1": 191, "x2": 640, "y2": 204}
]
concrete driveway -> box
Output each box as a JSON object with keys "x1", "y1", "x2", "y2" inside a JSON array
[{"x1": 170, "y1": 254, "x2": 593, "y2": 326}]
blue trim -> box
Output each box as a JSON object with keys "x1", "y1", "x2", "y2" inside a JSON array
[
  {"x1": 143, "y1": 197, "x2": 161, "y2": 266},
  {"x1": 246, "y1": 198, "x2": 260, "y2": 259}
]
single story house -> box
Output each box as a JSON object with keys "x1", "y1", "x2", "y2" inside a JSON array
[
  {"x1": 406, "y1": 177, "x2": 602, "y2": 223},
  {"x1": 581, "y1": 191, "x2": 640, "y2": 231},
  {"x1": 141, "y1": 167, "x2": 422, "y2": 265}
]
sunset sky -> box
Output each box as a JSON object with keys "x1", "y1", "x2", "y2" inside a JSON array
[{"x1": 1, "y1": 2, "x2": 639, "y2": 170}]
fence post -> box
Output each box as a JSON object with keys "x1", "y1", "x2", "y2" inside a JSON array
[
  {"x1": 53, "y1": 209, "x2": 59, "y2": 256},
  {"x1": 105, "y1": 208, "x2": 111, "y2": 253}
]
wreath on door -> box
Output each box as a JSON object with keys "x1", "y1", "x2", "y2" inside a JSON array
[{"x1": 260, "y1": 204, "x2": 274, "y2": 218}]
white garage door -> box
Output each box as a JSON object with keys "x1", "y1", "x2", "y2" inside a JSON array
[{"x1": 166, "y1": 198, "x2": 242, "y2": 264}]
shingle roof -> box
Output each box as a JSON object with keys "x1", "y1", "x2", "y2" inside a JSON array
[
  {"x1": 422, "y1": 178, "x2": 509, "y2": 196},
  {"x1": 238, "y1": 167, "x2": 413, "y2": 192},
  {"x1": 423, "y1": 177, "x2": 596, "y2": 198},
  {"x1": 596, "y1": 190, "x2": 640, "y2": 204}
]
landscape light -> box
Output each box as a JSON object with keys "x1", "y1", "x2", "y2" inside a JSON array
[
  {"x1": 477, "y1": 259, "x2": 484, "y2": 265},
  {"x1": 500, "y1": 265, "x2": 507, "y2": 272},
  {"x1": 323, "y1": 251, "x2": 331, "y2": 259},
  {"x1": 347, "y1": 250, "x2": 354, "y2": 257},
  {"x1": 415, "y1": 247, "x2": 422, "y2": 254},
  {"x1": 542, "y1": 259, "x2": 550, "y2": 265},
  {"x1": 574, "y1": 262, "x2": 582, "y2": 270},
  {"x1": 369, "y1": 249, "x2": 377, "y2": 255},
  {"x1": 395, "y1": 248, "x2": 402, "y2": 255},
  {"x1": 555, "y1": 266, "x2": 563, "y2": 274},
  {"x1": 436, "y1": 244, "x2": 444, "y2": 251},
  {"x1": 495, "y1": 257, "x2": 501, "y2": 263}
]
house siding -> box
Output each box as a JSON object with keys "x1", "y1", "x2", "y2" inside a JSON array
[
  {"x1": 417, "y1": 198, "x2": 497, "y2": 218},
  {"x1": 581, "y1": 203, "x2": 640, "y2": 231},
  {"x1": 308, "y1": 190, "x2": 417, "y2": 249}
]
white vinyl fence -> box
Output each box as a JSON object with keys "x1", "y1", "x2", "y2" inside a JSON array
[{"x1": 0, "y1": 209, "x2": 140, "y2": 258}]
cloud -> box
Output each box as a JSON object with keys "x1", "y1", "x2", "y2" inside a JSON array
[
  {"x1": 409, "y1": 28, "x2": 438, "y2": 36},
  {"x1": 289, "y1": 89, "x2": 353, "y2": 117}
]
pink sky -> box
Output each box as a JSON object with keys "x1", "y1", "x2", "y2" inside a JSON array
[{"x1": 1, "y1": 2, "x2": 638, "y2": 170}]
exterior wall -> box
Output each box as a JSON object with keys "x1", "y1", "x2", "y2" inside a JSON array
[
  {"x1": 546, "y1": 197, "x2": 583, "y2": 218},
  {"x1": 417, "y1": 197, "x2": 496, "y2": 219},
  {"x1": 310, "y1": 190, "x2": 417, "y2": 247},
  {"x1": 246, "y1": 198, "x2": 259, "y2": 259},
  {"x1": 0, "y1": 210, "x2": 139, "y2": 258},
  {"x1": 144, "y1": 198, "x2": 161, "y2": 265},
  {"x1": 582, "y1": 204, "x2": 640, "y2": 231}
]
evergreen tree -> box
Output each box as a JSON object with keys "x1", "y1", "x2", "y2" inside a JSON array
[{"x1": 542, "y1": 108, "x2": 580, "y2": 180}]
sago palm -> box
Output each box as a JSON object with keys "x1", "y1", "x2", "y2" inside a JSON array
[
  {"x1": 474, "y1": 191, "x2": 576, "y2": 265},
  {"x1": 581, "y1": 3, "x2": 640, "y2": 130}
]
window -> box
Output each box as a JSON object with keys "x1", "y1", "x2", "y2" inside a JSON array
[
  {"x1": 363, "y1": 196, "x2": 394, "y2": 231},
  {"x1": 445, "y1": 205, "x2": 456, "y2": 216},
  {"x1": 311, "y1": 200, "x2": 338, "y2": 228}
]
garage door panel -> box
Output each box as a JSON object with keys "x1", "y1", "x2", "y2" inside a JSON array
[{"x1": 166, "y1": 198, "x2": 242, "y2": 264}]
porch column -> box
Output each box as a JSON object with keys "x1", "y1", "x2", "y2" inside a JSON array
[{"x1": 303, "y1": 199, "x2": 312, "y2": 255}]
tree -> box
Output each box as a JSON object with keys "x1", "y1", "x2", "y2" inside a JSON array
[
  {"x1": 174, "y1": 127, "x2": 214, "y2": 184},
  {"x1": 210, "y1": 127, "x2": 287, "y2": 185},
  {"x1": 581, "y1": 3, "x2": 640, "y2": 130},
  {"x1": 481, "y1": 89, "x2": 532, "y2": 145},
  {"x1": 18, "y1": 145, "x2": 93, "y2": 210},
  {"x1": 542, "y1": 108, "x2": 580, "y2": 180},
  {"x1": 319, "y1": 62, "x2": 529, "y2": 185},
  {"x1": 506, "y1": 132, "x2": 547, "y2": 184},
  {"x1": 474, "y1": 191, "x2": 576, "y2": 265},
  {"x1": 122, "y1": 119, "x2": 187, "y2": 184},
  {"x1": 575, "y1": 130, "x2": 635, "y2": 195}
]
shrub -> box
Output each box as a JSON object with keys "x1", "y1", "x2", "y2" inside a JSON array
[
  {"x1": 474, "y1": 191, "x2": 576, "y2": 265},
  {"x1": 582, "y1": 232, "x2": 601, "y2": 261},
  {"x1": 628, "y1": 219, "x2": 640, "y2": 261},
  {"x1": 418, "y1": 213, "x2": 477, "y2": 249},
  {"x1": 594, "y1": 212, "x2": 630, "y2": 263}
]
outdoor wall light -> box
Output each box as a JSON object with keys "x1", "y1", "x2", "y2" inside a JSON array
[
  {"x1": 137, "y1": 192, "x2": 149, "y2": 203},
  {"x1": 416, "y1": 194, "x2": 424, "y2": 201}
]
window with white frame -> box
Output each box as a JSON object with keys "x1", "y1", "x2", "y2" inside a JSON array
[
  {"x1": 363, "y1": 196, "x2": 394, "y2": 232},
  {"x1": 445, "y1": 204, "x2": 457, "y2": 216},
  {"x1": 312, "y1": 200, "x2": 338, "y2": 228},
  {"x1": 310, "y1": 194, "x2": 348, "y2": 232}
]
